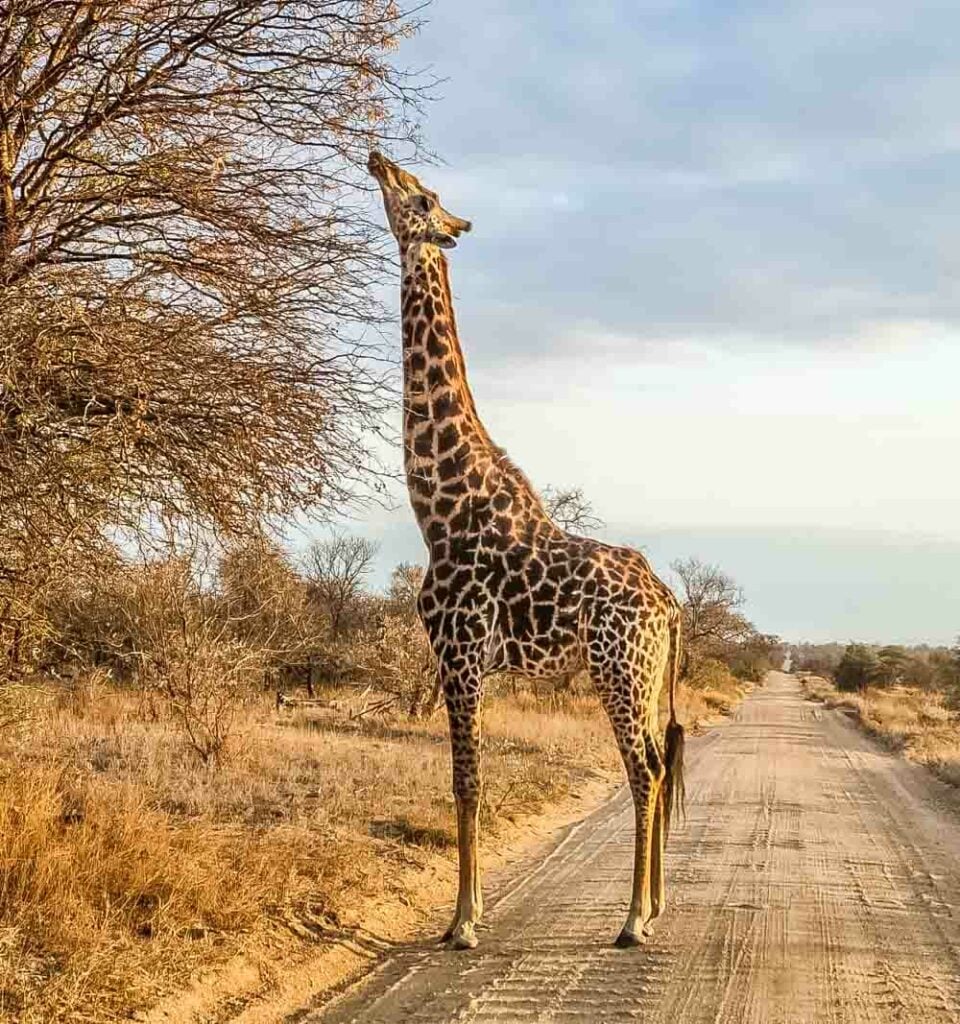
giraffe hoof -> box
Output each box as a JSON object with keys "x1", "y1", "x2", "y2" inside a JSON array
[
  {"x1": 614, "y1": 927, "x2": 645, "y2": 948},
  {"x1": 449, "y1": 922, "x2": 479, "y2": 950}
]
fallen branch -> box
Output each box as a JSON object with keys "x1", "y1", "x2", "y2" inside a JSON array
[
  {"x1": 275, "y1": 692, "x2": 339, "y2": 712},
  {"x1": 351, "y1": 695, "x2": 399, "y2": 720}
]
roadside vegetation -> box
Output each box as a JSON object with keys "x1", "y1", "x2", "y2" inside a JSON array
[
  {"x1": 0, "y1": 659, "x2": 618, "y2": 1022},
  {"x1": 795, "y1": 641, "x2": 960, "y2": 789}
]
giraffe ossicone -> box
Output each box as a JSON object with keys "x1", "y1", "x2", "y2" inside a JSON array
[{"x1": 368, "y1": 150, "x2": 686, "y2": 950}]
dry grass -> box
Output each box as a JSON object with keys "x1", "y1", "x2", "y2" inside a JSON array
[
  {"x1": 800, "y1": 675, "x2": 960, "y2": 787},
  {"x1": 0, "y1": 669, "x2": 746, "y2": 1023},
  {"x1": 0, "y1": 679, "x2": 614, "y2": 1022}
]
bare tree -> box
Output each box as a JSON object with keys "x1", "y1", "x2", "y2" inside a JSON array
[
  {"x1": 386, "y1": 561, "x2": 425, "y2": 619},
  {"x1": 671, "y1": 557, "x2": 754, "y2": 673},
  {"x1": 122, "y1": 557, "x2": 263, "y2": 766},
  {"x1": 303, "y1": 534, "x2": 378, "y2": 638},
  {"x1": 542, "y1": 486, "x2": 603, "y2": 533},
  {"x1": 217, "y1": 538, "x2": 324, "y2": 690},
  {"x1": 0, "y1": 0, "x2": 424, "y2": 670}
]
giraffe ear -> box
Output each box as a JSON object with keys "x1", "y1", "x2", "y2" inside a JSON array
[{"x1": 431, "y1": 232, "x2": 457, "y2": 249}]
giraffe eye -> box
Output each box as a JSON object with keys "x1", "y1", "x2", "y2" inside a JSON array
[{"x1": 411, "y1": 194, "x2": 433, "y2": 215}]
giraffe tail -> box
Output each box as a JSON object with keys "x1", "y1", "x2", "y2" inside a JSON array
[{"x1": 662, "y1": 612, "x2": 686, "y2": 838}]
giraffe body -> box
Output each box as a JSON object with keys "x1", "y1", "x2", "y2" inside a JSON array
[{"x1": 368, "y1": 151, "x2": 685, "y2": 950}]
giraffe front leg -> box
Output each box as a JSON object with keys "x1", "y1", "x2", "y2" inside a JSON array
[
  {"x1": 439, "y1": 675, "x2": 483, "y2": 950},
  {"x1": 442, "y1": 789, "x2": 482, "y2": 949}
]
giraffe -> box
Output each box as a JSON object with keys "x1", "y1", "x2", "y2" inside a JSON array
[{"x1": 367, "y1": 151, "x2": 686, "y2": 950}]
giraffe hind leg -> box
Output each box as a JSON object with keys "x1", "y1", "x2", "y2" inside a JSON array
[
  {"x1": 612, "y1": 730, "x2": 664, "y2": 947},
  {"x1": 591, "y1": 660, "x2": 667, "y2": 948},
  {"x1": 649, "y1": 784, "x2": 667, "y2": 925}
]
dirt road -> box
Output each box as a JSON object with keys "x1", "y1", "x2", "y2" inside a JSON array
[{"x1": 306, "y1": 673, "x2": 960, "y2": 1023}]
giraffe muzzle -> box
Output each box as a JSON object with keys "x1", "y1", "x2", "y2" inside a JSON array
[{"x1": 367, "y1": 150, "x2": 395, "y2": 185}]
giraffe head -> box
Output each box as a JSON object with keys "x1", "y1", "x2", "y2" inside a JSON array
[{"x1": 368, "y1": 151, "x2": 471, "y2": 253}]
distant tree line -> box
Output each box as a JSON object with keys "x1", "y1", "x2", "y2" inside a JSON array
[{"x1": 793, "y1": 640, "x2": 960, "y2": 702}]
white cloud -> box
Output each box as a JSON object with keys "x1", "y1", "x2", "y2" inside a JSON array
[{"x1": 467, "y1": 338, "x2": 960, "y2": 540}]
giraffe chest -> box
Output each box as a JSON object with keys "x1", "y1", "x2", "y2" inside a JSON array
[{"x1": 421, "y1": 537, "x2": 589, "y2": 676}]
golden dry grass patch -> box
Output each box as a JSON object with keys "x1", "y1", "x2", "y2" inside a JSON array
[{"x1": 0, "y1": 679, "x2": 620, "y2": 1022}]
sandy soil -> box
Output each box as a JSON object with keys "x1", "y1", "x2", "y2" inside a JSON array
[{"x1": 306, "y1": 673, "x2": 960, "y2": 1023}]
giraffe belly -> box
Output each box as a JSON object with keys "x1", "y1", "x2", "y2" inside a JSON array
[{"x1": 484, "y1": 621, "x2": 583, "y2": 678}]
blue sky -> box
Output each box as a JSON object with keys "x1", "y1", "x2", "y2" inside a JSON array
[{"x1": 320, "y1": 0, "x2": 960, "y2": 645}]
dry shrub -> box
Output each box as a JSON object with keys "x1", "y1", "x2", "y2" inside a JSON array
[
  {"x1": 673, "y1": 658, "x2": 748, "y2": 727},
  {"x1": 144, "y1": 627, "x2": 259, "y2": 767},
  {"x1": 117, "y1": 559, "x2": 262, "y2": 765},
  {"x1": 352, "y1": 614, "x2": 439, "y2": 717},
  {"x1": 477, "y1": 689, "x2": 635, "y2": 827},
  {"x1": 0, "y1": 683, "x2": 52, "y2": 736},
  {"x1": 698, "y1": 688, "x2": 740, "y2": 715},
  {"x1": 0, "y1": 768, "x2": 266, "y2": 1020},
  {"x1": 46, "y1": 555, "x2": 268, "y2": 765},
  {"x1": 218, "y1": 539, "x2": 325, "y2": 687},
  {"x1": 685, "y1": 657, "x2": 740, "y2": 691}
]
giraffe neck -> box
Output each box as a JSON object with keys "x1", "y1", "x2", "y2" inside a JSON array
[
  {"x1": 398, "y1": 240, "x2": 557, "y2": 549},
  {"x1": 400, "y1": 242, "x2": 493, "y2": 516}
]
